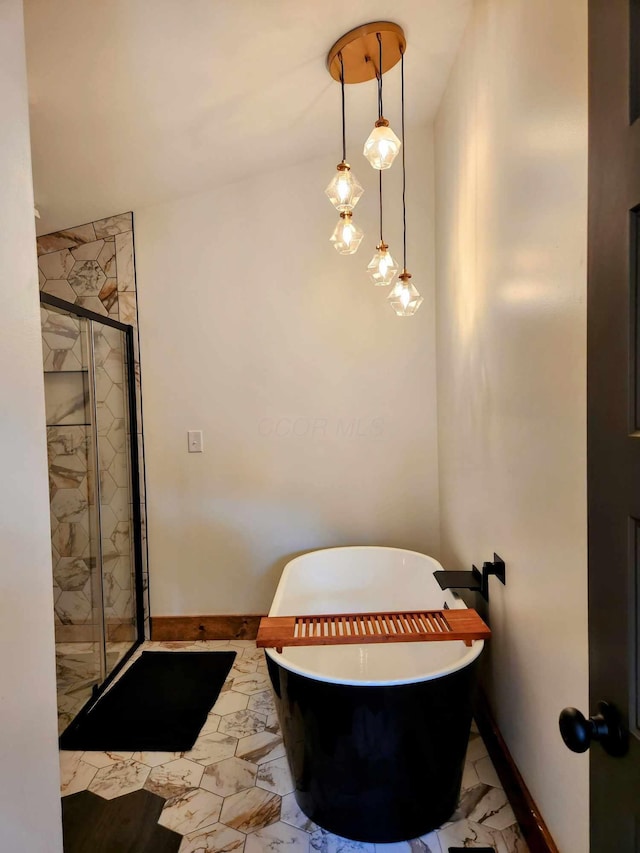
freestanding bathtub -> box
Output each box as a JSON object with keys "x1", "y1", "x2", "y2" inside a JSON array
[{"x1": 264, "y1": 546, "x2": 484, "y2": 843}]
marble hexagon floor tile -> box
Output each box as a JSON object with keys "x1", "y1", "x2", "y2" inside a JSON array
[
  {"x1": 450, "y1": 782, "x2": 494, "y2": 822},
  {"x1": 219, "y1": 786, "x2": 281, "y2": 833},
  {"x1": 60, "y1": 751, "x2": 98, "y2": 797},
  {"x1": 476, "y1": 753, "x2": 503, "y2": 788},
  {"x1": 500, "y1": 824, "x2": 531, "y2": 852},
  {"x1": 178, "y1": 822, "x2": 246, "y2": 853},
  {"x1": 158, "y1": 788, "x2": 224, "y2": 835},
  {"x1": 59, "y1": 640, "x2": 531, "y2": 853},
  {"x1": 87, "y1": 758, "x2": 150, "y2": 799},
  {"x1": 235, "y1": 730, "x2": 286, "y2": 765},
  {"x1": 213, "y1": 690, "x2": 250, "y2": 716},
  {"x1": 228, "y1": 640, "x2": 258, "y2": 650},
  {"x1": 81, "y1": 750, "x2": 133, "y2": 768},
  {"x1": 232, "y1": 657, "x2": 259, "y2": 675},
  {"x1": 145, "y1": 757, "x2": 205, "y2": 799},
  {"x1": 218, "y1": 709, "x2": 267, "y2": 739},
  {"x1": 468, "y1": 785, "x2": 517, "y2": 831},
  {"x1": 199, "y1": 713, "x2": 222, "y2": 736},
  {"x1": 246, "y1": 820, "x2": 310, "y2": 853},
  {"x1": 310, "y1": 828, "x2": 375, "y2": 853},
  {"x1": 281, "y1": 792, "x2": 318, "y2": 834},
  {"x1": 231, "y1": 671, "x2": 272, "y2": 695},
  {"x1": 460, "y1": 758, "x2": 481, "y2": 791},
  {"x1": 200, "y1": 756, "x2": 258, "y2": 798},
  {"x1": 247, "y1": 689, "x2": 276, "y2": 717},
  {"x1": 185, "y1": 731, "x2": 238, "y2": 766},
  {"x1": 241, "y1": 646, "x2": 270, "y2": 665},
  {"x1": 132, "y1": 750, "x2": 185, "y2": 767},
  {"x1": 256, "y1": 755, "x2": 295, "y2": 796},
  {"x1": 465, "y1": 731, "x2": 490, "y2": 762},
  {"x1": 436, "y1": 817, "x2": 514, "y2": 853},
  {"x1": 373, "y1": 834, "x2": 442, "y2": 853}
]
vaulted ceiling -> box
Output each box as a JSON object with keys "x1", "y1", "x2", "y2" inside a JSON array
[{"x1": 24, "y1": 0, "x2": 471, "y2": 234}]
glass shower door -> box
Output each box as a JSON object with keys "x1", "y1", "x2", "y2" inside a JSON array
[
  {"x1": 92, "y1": 322, "x2": 139, "y2": 677},
  {"x1": 42, "y1": 296, "x2": 142, "y2": 732},
  {"x1": 42, "y1": 304, "x2": 105, "y2": 731}
]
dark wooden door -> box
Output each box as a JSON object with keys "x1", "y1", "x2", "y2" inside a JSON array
[{"x1": 587, "y1": 1, "x2": 640, "y2": 849}]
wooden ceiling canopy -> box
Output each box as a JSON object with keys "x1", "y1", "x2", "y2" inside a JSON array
[{"x1": 326, "y1": 22, "x2": 406, "y2": 84}]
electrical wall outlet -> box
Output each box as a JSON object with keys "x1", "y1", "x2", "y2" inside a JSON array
[{"x1": 187, "y1": 430, "x2": 203, "y2": 453}]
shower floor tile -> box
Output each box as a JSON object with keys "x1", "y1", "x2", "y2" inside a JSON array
[
  {"x1": 59, "y1": 641, "x2": 529, "y2": 853},
  {"x1": 56, "y1": 641, "x2": 136, "y2": 734}
]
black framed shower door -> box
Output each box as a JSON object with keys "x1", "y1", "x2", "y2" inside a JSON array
[{"x1": 41, "y1": 292, "x2": 145, "y2": 736}]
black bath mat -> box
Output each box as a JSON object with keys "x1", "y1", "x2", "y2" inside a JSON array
[{"x1": 59, "y1": 651, "x2": 236, "y2": 752}]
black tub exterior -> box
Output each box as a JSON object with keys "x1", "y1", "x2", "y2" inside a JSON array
[{"x1": 266, "y1": 653, "x2": 479, "y2": 843}]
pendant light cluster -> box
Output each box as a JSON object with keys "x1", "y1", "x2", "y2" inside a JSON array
[{"x1": 325, "y1": 22, "x2": 423, "y2": 317}]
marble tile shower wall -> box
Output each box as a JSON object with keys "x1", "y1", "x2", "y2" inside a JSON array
[{"x1": 38, "y1": 212, "x2": 150, "y2": 640}]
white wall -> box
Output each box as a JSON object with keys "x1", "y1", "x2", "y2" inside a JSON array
[
  {"x1": 0, "y1": 0, "x2": 62, "y2": 848},
  {"x1": 135, "y1": 131, "x2": 439, "y2": 615},
  {"x1": 434, "y1": 1, "x2": 588, "y2": 851}
]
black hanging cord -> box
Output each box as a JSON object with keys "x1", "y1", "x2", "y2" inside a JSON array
[
  {"x1": 376, "y1": 33, "x2": 383, "y2": 119},
  {"x1": 379, "y1": 170, "x2": 383, "y2": 243},
  {"x1": 339, "y1": 52, "x2": 346, "y2": 162},
  {"x1": 401, "y1": 47, "x2": 407, "y2": 270},
  {"x1": 377, "y1": 32, "x2": 384, "y2": 244}
]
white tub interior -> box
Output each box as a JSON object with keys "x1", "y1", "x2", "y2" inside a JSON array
[{"x1": 266, "y1": 546, "x2": 484, "y2": 686}]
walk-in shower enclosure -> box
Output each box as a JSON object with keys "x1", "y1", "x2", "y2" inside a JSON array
[{"x1": 41, "y1": 293, "x2": 144, "y2": 733}]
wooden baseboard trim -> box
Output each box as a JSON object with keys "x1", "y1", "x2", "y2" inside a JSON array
[
  {"x1": 151, "y1": 614, "x2": 265, "y2": 641},
  {"x1": 474, "y1": 689, "x2": 559, "y2": 853}
]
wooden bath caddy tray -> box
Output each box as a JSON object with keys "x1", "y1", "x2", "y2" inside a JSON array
[{"x1": 256, "y1": 609, "x2": 491, "y2": 652}]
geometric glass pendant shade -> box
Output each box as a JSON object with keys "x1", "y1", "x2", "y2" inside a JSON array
[
  {"x1": 330, "y1": 211, "x2": 364, "y2": 254},
  {"x1": 325, "y1": 163, "x2": 364, "y2": 212},
  {"x1": 363, "y1": 120, "x2": 401, "y2": 170},
  {"x1": 367, "y1": 241, "x2": 398, "y2": 286},
  {"x1": 387, "y1": 273, "x2": 423, "y2": 316}
]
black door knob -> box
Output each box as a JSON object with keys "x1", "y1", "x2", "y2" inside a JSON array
[{"x1": 559, "y1": 701, "x2": 628, "y2": 757}]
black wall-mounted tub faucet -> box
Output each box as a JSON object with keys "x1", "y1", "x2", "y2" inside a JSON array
[{"x1": 435, "y1": 554, "x2": 506, "y2": 603}]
